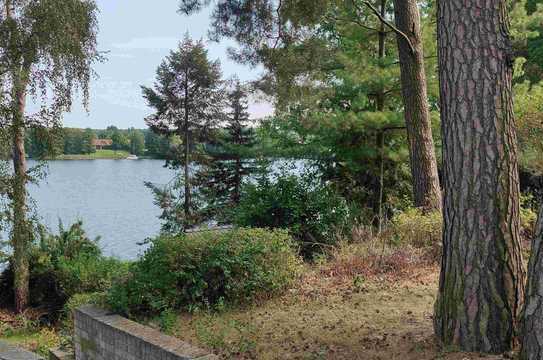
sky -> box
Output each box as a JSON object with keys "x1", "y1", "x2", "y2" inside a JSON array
[{"x1": 59, "y1": 0, "x2": 274, "y2": 129}]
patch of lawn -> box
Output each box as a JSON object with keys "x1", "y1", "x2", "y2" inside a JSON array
[{"x1": 55, "y1": 150, "x2": 130, "y2": 160}]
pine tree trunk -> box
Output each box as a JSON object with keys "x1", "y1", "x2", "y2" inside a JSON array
[
  {"x1": 434, "y1": 0, "x2": 524, "y2": 353},
  {"x1": 375, "y1": 0, "x2": 386, "y2": 230},
  {"x1": 521, "y1": 206, "x2": 543, "y2": 359},
  {"x1": 12, "y1": 77, "x2": 29, "y2": 313},
  {"x1": 392, "y1": 0, "x2": 441, "y2": 212}
]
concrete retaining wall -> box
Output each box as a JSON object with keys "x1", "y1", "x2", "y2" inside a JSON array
[{"x1": 74, "y1": 306, "x2": 216, "y2": 360}]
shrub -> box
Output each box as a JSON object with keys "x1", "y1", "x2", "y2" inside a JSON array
[
  {"x1": 108, "y1": 228, "x2": 302, "y2": 317},
  {"x1": 232, "y1": 171, "x2": 351, "y2": 257},
  {"x1": 390, "y1": 208, "x2": 442, "y2": 248},
  {"x1": 0, "y1": 221, "x2": 127, "y2": 316},
  {"x1": 388, "y1": 200, "x2": 535, "y2": 254},
  {"x1": 63, "y1": 292, "x2": 105, "y2": 328},
  {"x1": 521, "y1": 193, "x2": 538, "y2": 240}
]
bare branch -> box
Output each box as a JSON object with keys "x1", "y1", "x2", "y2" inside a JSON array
[
  {"x1": 324, "y1": 14, "x2": 380, "y2": 33},
  {"x1": 355, "y1": 1, "x2": 416, "y2": 55},
  {"x1": 272, "y1": 0, "x2": 283, "y2": 49}
]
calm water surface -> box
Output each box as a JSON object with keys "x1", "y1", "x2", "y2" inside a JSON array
[{"x1": 27, "y1": 159, "x2": 175, "y2": 259}]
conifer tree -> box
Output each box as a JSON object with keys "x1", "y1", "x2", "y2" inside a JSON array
[
  {"x1": 178, "y1": 0, "x2": 442, "y2": 212},
  {"x1": 434, "y1": 0, "x2": 524, "y2": 352},
  {"x1": 143, "y1": 36, "x2": 224, "y2": 232},
  {"x1": 197, "y1": 79, "x2": 256, "y2": 222}
]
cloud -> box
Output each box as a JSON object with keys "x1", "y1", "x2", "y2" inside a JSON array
[
  {"x1": 93, "y1": 80, "x2": 148, "y2": 111},
  {"x1": 111, "y1": 37, "x2": 179, "y2": 51}
]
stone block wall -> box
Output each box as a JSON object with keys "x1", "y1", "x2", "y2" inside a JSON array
[{"x1": 74, "y1": 306, "x2": 216, "y2": 360}]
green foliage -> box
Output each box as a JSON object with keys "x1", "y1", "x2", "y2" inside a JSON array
[
  {"x1": 57, "y1": 149, "x2": 129, "y2": 160},
  {"x1": 107, "y1": 228, "x2": 302, "y2": 316},
  {"x1": 144, "y1": 129, "x2": 173, "y2": 158},
  {"x1": 521, "y1": 193, "x2": 538, "y2": 238},
  {"x1": 143, "y1": 35, "x2": 225, "y2": 231},
  {"x1": 232, "y1": 170, "x2": 351, "y2": 257},
  {"x1": 0, "y1": 0, "x2": 102, "y2": 115},
  {"x1": 510, "y1": 0, "x2": 543, "y2": 82},
  {"x1": 390, "y1": 209, "x2": 442, "y2": 248},
  {"x1": 197, "y1": 80, "x2": 258, "y2": 223},
  {"x1": 81, "y1": 128, "x2": 97, "y2": 154},
  {"x1": 24, "y1": 126, "x2": 167, "y2": 159},
  {"x1": 0, "y1": 221, "x2": 127, "y2": 313},
  {"x1": 128, "y1": 129, "x2": 145, "y2": 156},
  {"x1": 62, "y1": 128, "x2": 100, "y2": 156},
  {"x1": 158, "y1": 308, "x2": 178, "y2": 334},
  {"x1": 30, "y1": 328, "x2": 62, "y2": 357},
  {"x1": 63, "y1": 292, "x2": 105, "y2": 329},
  {"x1": 388, "y1": 200, "x2": 536, "y2": 251},
  {"x1": 25, "y1": 127, "x2": 64, "y2": 159},
  {"x1": 142, "y1": 35, "x2": 224, "y2": 155},
  {"x1": 65, "y1": 127, "x2": 98, "y2": 155},
  {"x1": 514, "y1": 80, "x2": 543, "y2": 174},
  {"x1": 110, "y1": 129, "x2": 129, "y2": 152}
]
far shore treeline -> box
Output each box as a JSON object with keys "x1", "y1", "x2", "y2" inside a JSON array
[{"x1": 1, "y1": 126, "x2": 172, "y2": 159}]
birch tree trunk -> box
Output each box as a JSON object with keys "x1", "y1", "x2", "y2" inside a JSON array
[
  {"x1": 434, "y1": 0, "x2": 524, "y2": 353},
  {"x1": 12, "y1": 75, "x2": 29, "y2": 313},
  {"x1": 392, "y1": 0, "x2": 441, "y2": 212}
]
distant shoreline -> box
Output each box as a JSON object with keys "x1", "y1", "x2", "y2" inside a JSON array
[{"x1": 28, "y1": 150, "x2": 163, "y2": 161}]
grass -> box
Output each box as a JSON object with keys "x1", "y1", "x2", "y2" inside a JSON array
[
  {"x1": 141, "y1": 238, "x2": 504, "y2": 360},
  {"x1": 55, "y1": 149, "x2": 130, "y2": 160},
  {"x1": 169, "y1": 273, "x2": 438, "y2": 359}
]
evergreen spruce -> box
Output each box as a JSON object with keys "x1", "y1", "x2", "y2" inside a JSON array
[
  {"x1": 197, "y1": 79, "x2": 256, "y2": 223},
  {"x1": 142, "y1": 35, "x2": 224, "y2": 232}
]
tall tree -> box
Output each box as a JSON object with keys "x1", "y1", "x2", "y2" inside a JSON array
[
  {"x1": 178, "y1": 0, "x2": 442, "y2": 211},
  {"x1": 0, "y1": 0, "x2": 100, "y2": 312},
  {"x1": 143, "y1": 36, "x2": 224, "y2": 231},
  {"x1": 434, "y1": 0, "x2": 524, "y2": 353},
  {"x1": 81, "y1": 128, "x2": 97, "y2": 155},
  {"x1": 144, "y1": 130, "x2": 172, "y2": 159},
  {"x1": 198, "y1": 79, "x2": 256, "y2": 222},
  {"x1": 110, "y1": 129, "x2": 128, "y2": 153},
  {"x1": 25, "y1": 126, "x2": 63, "y2": 159},
  {"x1": 392, "y1": 0, "x2": 441, "y2": 211},
  {"x1": 129, "y1": 129, "x2": 145, "y2": 156}
]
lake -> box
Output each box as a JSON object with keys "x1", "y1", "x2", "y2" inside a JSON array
[
  {"x1": 27, "y1": 159, "x2": 175, "y2": 260},
  {"x1": 0, "y1": 158, "x2": 308, "y2": 261}
]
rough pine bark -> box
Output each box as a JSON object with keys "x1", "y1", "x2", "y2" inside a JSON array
[
  {"x1": 434, "y1": 0, "x2": 524, "y2": 353},
  {"x1": 392, "y1": 0, "x2": 441, "y2": 212},
  {"x1": 521, "y1": 206, "x2": 543, "y2": 359}
]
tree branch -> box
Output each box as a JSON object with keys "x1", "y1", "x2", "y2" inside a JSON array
[
  {"x1": 272, "y1": 0, "x2": 283, "y2": 49},
  {"x1": 356, "y1": 1, "x2": 416, "y2": 55},
  {"x1": 325, "y1": 14, "x2": 380, "y2": 33}
]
